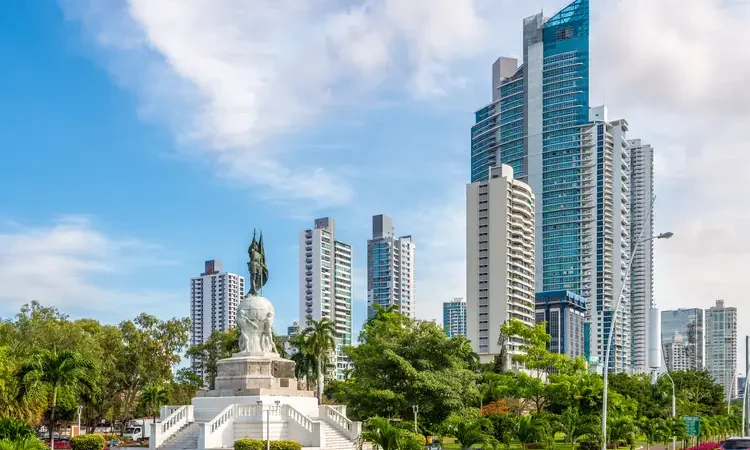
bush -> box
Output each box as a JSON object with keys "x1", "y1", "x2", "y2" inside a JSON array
[
  {"x1": 0, "y1": 437, "x2": 48, "y2": 450},
  {"x1": 234, "y1": 439, "x2": 302, "y2": 450},
  {"x1": 0, "y1": 419, "x2": 35, "y2": 441},
  {"x1": 70, "y1": 435, "x2": 105, "y2": 450},
  {"x1": 235, "y1": 439, "x2": 263, "y2": 450}
]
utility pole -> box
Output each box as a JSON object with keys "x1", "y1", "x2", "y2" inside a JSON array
[{"x1": 744, "y1": 336, "x2": 749, "y2": 436}]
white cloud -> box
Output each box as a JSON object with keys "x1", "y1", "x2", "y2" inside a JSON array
[{"x1": 0, "y1": 216, "x2": 181, "y2": 320}]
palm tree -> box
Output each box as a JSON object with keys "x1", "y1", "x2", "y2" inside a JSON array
[
  {"x1": 17, "y1": 349, "x2": 96, "y2": 450},
  {"x1": 516, "y1": 415, "x2": 541, "y2": 450},
  {"x1": 638, "y1": 417, "x2": 666, "y2": 450},
  {"x1": 300, "y1": 318, "x2": 336, "y2": 405},
  {"x1": 359, "y1": 417, "x2": 422, "y2": 450},
  {"x1": 290, "y1": 334, "x2": 316, "y2": 391},
  {"x1": 555, "y1": 407, "x2": 596, "y2": 449},
  {"x1": 140, "y1": 383, "x2": 170, "y2": 424},
  {"x1": 441, "y1": 415, "x2": 495, "y2": 450}
]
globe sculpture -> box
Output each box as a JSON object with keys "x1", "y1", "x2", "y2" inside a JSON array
[{"x1": 237, "y1": 293, "x2": 277, "y2": 354}]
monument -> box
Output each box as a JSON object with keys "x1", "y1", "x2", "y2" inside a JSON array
[
  {"x1": 150, "y1": 231, "x2": 360, "y2": 450},
  {"x1": 206, "y1": 230, "x2": 311, "y2": 397}
]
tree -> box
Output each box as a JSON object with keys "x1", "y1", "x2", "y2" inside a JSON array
[
  {"x1": 638, "y1": 417, "x2": 667, "y2": 450},
  {"x1": 555, "y1": 407, "x2": 597, "y2": 448},
  {"x1": 359, "y1": 417, "x2": 423, "y2": 450},
  {"x1": 440, "y1": 414, "x2": 495, "y2": 450},
  {"x1": 515, "y1": 415, "x2": 547, "y2": 450},
  {"x1": 17, "y1": 349, "x2": 97, "y2": 450},
  {"x1": 331, "y1": 307, "x2": 479, "y2": 433},
  {"x1": 299, "y1": 319, "x2": 336, "y2": 405},
  {"x1": 607, "y1": 416, "x2": 636, "y2": 449},
  {"x1": 139, "y1": 384, "x2": 170, "y2": 424},
  {"x1": 185, "y1": 329, "x2": 239, "y2": 389}
]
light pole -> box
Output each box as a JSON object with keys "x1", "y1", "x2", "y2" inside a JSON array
[
  {"x1": 257, "y1": 401, "x2": 272, "y2": 450},
  {"x1": 654, "y1": 372, "x2": 676, "y2": 450},
  {"x1": 412, "y1": 405, "x2": 419, "y2": 435},
  {"x1": 77, "y1": 405, "x2": 83, "y2": 436},
  {"x1": 600, "y1": 214, "x2": 672, "y2": 450}
]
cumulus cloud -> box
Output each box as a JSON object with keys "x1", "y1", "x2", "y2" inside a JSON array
[{"x1": 0, "y1": 216, "x2": 181, "y2": 320}]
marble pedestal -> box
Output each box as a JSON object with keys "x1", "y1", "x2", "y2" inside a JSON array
[{"x1": 204, "y1": 352, "x2": 314, "y2": 398}]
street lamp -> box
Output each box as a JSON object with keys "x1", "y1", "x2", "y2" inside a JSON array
[
  {"x1": 654, "y1": 371, "x2": 676, "y2": 450},
  {"x1": 412, "y1": 405, "x2": 419, "y2": 435},
  {"x1": 257, "y1": 401, "x2": 273, "y2": 450},
  {"x1": 77, "y1": 405, "x2": 83, "y2": 436},
  {"x1": 601, "y1": 217, "x2": 673, "y2": 450}
]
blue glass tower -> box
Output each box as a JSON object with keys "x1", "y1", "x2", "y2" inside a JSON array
[{"x1": 470, "y1": 0, "x2": 633, "y2": 373}]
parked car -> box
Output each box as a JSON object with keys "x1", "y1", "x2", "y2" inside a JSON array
[{"x1": 721, "y1": 438, "x2": 750, "y2": 450}]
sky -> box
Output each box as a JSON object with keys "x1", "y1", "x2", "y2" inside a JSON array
[{"x1": 1, "y1": 0, "x2": 749, "y2": 368}]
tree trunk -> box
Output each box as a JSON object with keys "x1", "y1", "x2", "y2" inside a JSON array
[
  {"x1": 317, "y1": 350, "x2": 324, "y2": 405},
  {"x1": 49, "y1": 387, "x2": 58, "y2": 450}
]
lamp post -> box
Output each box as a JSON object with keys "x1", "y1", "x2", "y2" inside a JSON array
[
  {"x1": 412, "y1": 405, "x2": 419, "y2": 435},
  {"x1": 257, "y1": 401, "x2": 273, "y2": 450},
  {"x1": 77, "y1": 405, "x2": 83, "y2": 436},
  {"x1": 654, "y1": 372, "x2": 676, "y2": 450},
  {"x1": 600, "y1": 212, "x2": 672, "y2": 450}
]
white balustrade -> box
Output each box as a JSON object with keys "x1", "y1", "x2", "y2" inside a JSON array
[
  {"x1": 149, "y1": 405, "x2": 194, "y2": 449},
  {"x1": 199, "y1": 404, "x2": 235, "y2": 450},
  {"x1": 320, "y1": 405, "x2": 361, "y2": 441},
  {"x1": 234, "y1": 403, "x2": 263, "y2": 418},
  {"x1": 283, "y1": 405, "x2": 321, "y2": 447}
]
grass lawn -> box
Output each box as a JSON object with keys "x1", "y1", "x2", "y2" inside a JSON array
[{"x1": 440, "y1": 435, "x2": 577, "y2": 450}]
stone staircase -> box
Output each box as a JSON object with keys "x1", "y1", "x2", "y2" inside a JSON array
[
  {"x1": 158, "y1": 422, "x2": 199, "y2": 450},
  {"x1": 320, "y1": 421, "x2": 357, "y2": 450}
]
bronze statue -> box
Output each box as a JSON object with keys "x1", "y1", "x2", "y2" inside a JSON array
[{"x1": 247, "y1": 229, "x2": 269, "y2": 295}]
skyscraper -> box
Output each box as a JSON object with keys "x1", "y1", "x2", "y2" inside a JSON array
[
  {"x1": 470, "y1": 0, "x2": 634, "y2": 372},
  {"x1": 661, "y1": 308, "x2": 704, "y2": 370},
  {"x1": 629, "y1": 139, "x2": 655, "y2": 373},
  {"x1": 443, "y1": 298, "x2": 467, "y2": 338},
  {"x1": 663, "y1": 332, "x2": 691, "y2": 371},
  {"x1": 466, "y1": 164, "x2": 535, "y2": 364},
  {"x1": 706, "y1": 300, "x2": 738, "y2": 400},
  {"x1": 299, "y1": 217, "x2": 353, "y2": 380},
  {"x1": 190, "y1": 260, "x2": 245, "y2": 380},
  {"x1": 367, "y1": 214, "x2": 415, "y2": 319},
  {"x1": 535, "y1": 290, "x2": 586, "y2": 359}
]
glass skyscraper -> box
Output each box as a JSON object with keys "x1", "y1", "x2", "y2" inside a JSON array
[
  {"x1": 443, "y1": 298, "x2": 467, "y2": 338},
  {"x1": 470, "y1": 0, "x2": 633, "y2": 372},
  {"x1": 661, "y1": 308, "x2": 704, "y2": 371}
]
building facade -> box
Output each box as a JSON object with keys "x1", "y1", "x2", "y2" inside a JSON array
[
  {"x1": 661, "y1": 308, "x2": 704, "y2": 370},
  {"x1": 366, "y1": 214, "x2": 416, "y2": 319},
  {"x1": 466, "y1": 164, "x2": 535, "y2": 364},
  {"x1": 469, "y1": 0, "x2": 633, "y2": 373},
  {"x1": 299, "y1": 218, "x2": 353, "y2": 380},
  {"x1": 706, "y1": 300, "x2": 737, "y2": 400},
  {"x1": 443, "y1": 298, "x2": 468, "y2": 338},
  {"x1": 535, "y1": 290, "x2": 586, "y2": 358},
  {"x1": 738, "y1": 376, "x2": 746, "y2": 400},
  {"x1": 628, "y1": 139, "x2": 655, "y2": 373},
  {"x1": 190, "y1": 260, "x2": 245, "y2": 380},
  {"x1": 663, "y1": 332, "x2": 691, "y2": 371}
]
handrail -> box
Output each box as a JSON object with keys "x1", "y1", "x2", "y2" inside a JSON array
[
  {"x1": 320, "y1": 405, "x2": 361, "y2": 441},
  {"x1": 200, "y1": 404, "x2": 235, "y2": 450},
  {"x1": 235, "y1": 403, "x2": 263, "y2": 418},
  {"x1": 283, "y1": 405, "x2": 315, "y2": 432},
  {"x1": 282, "y1": 405, "x2": 321, "y2": 447},
  {"x1": 150, "y1": 405, "x2": 193, "y2": 448}
]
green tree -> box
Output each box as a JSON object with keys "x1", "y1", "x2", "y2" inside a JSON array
[
  {"x1": 139, "y1": 384, "x2": 170, "y2": 424},
  {"x1": 185, "y1": 329, "x2": 239, "y2": 389},
  {"x1": 607, "y1": 416, "x2": 636, "y2": 449},
  {"x1": 440, "y1": 414, "x2": 495, "y2": 450},
  {"x1": 515, "y1": 415, "x2": 546, "y2": 450},
  {"x1": 332, "y1": 307, "x2": 479, "y2": 433},
  {"x1": 290, "y1": 334, "x2": 317, "y2": 391},
  {"x1": 359, "y1": 417, "x2": 423, "y2": 450},
  {"x1": 638, "y1": 417, "x2": 667, "y2": 450},
  {"x1": 17, "y1": 349, "x2": 97, "y2": 450},
  {"x1": 299, "y1": 319, "x2": 336, "y2": 405},
  {"x1": 554, "y1": 407, "x2": 596, "y2": 448}
]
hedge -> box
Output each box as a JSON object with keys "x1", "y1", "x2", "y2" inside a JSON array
[
  {"x1": 0, "y1": 437, "x2": 47, "y2": 450},
  {"x1": 234, "y1": 439, "x2": 302, "y2": 450},
  {"x1": 0, "y1": 419, "x2": 35, "y2": 442},
  {"x1": 70, "y1": 435, "x2": 106, "y2": 450}
]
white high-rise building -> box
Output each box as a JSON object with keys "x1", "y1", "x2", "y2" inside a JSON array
[
  {"x1": 443, "y1": 298, "x2": 468, "y2": 338},
  {"x1": 299, "y1": 217, "x2": 353, "y2": 381},
  {"x1": 367, "y1": 215, "x2": 416, "y2": 319},
  {"x1": 663, "y1": 331, "x2": 691, "y2": 371},
  {"x1": 628, "y1": 139, "x2": 654, "y2": 373},
  {"x1": 706, "y1": 299, "x2": 738, "y2": 400},
  {"x1": 466, "y1": 164, "x2": 535, "y2": 365},
  {"x1": 584, "y1": 107, "x2": 632, "y2": 374},
  {"x1": 190, "y1": 260, "x2": 245, "y2": 380}
]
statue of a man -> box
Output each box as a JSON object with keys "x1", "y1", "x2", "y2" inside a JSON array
[{"x1": 260, "y1": 312, "x2": 277, "y2": 353}]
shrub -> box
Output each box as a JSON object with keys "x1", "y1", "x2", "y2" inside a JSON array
[
  {"x1": 234, "y1": 439, "x2": 302, "y2": 450},
  {"x1": 70, "y1": 435, "x2": 105, "y2": 450},
  {"x1": 235, "y1": 439, "x2": 264, "y2": 450},
  {"x1": 0, "y1": 419, "x2": 35, "y2": 442},
  {"x1": 0, "y1": 437, "x2": 48, "y2": 450},
  {"x1": 270, "y1": 441, "x2": 302, "y2": 450}
]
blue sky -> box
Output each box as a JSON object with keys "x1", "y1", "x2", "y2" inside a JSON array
[{"x1": 1, "y1": 0, "x2": 750, "y2": 362}]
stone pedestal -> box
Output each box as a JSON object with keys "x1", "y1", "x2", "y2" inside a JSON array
[{"x1": 204, "y1": 352, "x2": 314, "y2": 398}]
